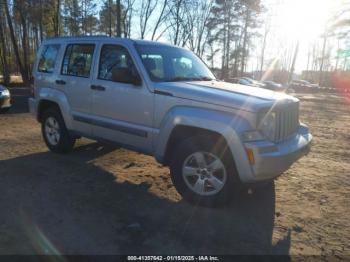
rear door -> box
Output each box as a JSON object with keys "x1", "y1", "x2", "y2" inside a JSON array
[{"x1": 58, "y1": 42, "x2": 97, "y2": 135}]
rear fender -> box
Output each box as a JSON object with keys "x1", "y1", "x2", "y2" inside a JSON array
[{"x1": 37, "y1": 88, "x2": 73, "y2": 129}]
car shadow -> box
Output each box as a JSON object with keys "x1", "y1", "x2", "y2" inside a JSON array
[{"x1": 0, "y1": 142, "x2": 291, "y2": 255}]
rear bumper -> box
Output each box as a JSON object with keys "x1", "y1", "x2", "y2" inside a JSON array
[
  {"x1": 244, "y1": 124, "x2": 312, "y2": 182},
  {"x1": 28, "y1": 98, "x2": 37, "y2": 117},
  {"x1": 0, "y1": 96, "x2": 11, "y2": 109}
]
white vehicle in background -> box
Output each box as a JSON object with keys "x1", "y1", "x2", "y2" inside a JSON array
[
  {"x1": 241, "y1": 77, "x2": 266, "y2": 88},
  {"x1": 0, "y1": 85, "x2": 11, "y2": 113},
  {"x1": 29, "y1": 36, "x2": 312, "y2": 206},
  {"x1": 263, "y1": 81, "x2": 286, "y2": 92}
]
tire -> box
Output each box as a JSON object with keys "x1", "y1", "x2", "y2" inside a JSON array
[
  {"x1": 0, "y1": 107, "x2": 10, "y2": 113},
  {"x1": 41, "y1": 107, "x2": 75, "y2": 153},
  {"x1": 170, "y1": 135, "x2": 241, "y2": 207}
]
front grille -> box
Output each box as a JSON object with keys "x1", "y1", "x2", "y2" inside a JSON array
[{"x1": 274, "y1": 102, "x2": 300, "y2": 142}]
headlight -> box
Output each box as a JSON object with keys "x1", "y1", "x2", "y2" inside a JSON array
[
  {"x1": 1, "y1": 89, "x2": 10, "y2": 97},
  {"x1": 258, "y1": 111, "x2": 277, "y2": 140},
  {"x1": 242, "y1": 130, "x2": 264, "y2": 142}
]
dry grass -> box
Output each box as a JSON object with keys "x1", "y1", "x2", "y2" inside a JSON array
[{"x1": 0, "y1": 90, "x2": 349, "y2": 256}]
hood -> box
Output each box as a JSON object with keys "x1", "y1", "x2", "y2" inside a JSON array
[{"x1": 154, "y1": 80, "x2": 298, "y2": 112}]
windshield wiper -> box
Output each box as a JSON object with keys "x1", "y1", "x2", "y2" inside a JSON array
[
  {"x1": 165, "y1": 76, "x2": 215, "y2": 82},
  {"x1": 197, "y1": 76, "x2": 215, "y2": 81},
  {"x1": 165, "y1": 77, "x2": 197, "y2": 82}
]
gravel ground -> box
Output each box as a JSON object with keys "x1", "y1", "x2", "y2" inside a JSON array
[{"x1": 0, "y1": 88, "x2": 349, "y2": 256}]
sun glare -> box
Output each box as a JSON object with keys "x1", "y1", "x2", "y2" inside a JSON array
[{"x1": 274, "y1": 0, "x2": 335, "y2": 42}]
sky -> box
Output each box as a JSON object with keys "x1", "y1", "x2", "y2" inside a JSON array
[
  {"x1": 260, "y1": 0, "x2": 343, "y2": 73},
  {"x1": 95, "y1": 0, "x2": 344, "y2": 74}
]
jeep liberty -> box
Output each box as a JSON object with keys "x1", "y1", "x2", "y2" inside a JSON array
[{"x1": 29, "y1": 36, "x2": 312, "y2": 206}]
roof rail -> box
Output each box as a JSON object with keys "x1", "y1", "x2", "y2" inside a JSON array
[{"x1": 45, "y1": 35, "x2": 114, "y2": 40}]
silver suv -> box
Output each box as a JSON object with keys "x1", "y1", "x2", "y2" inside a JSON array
[{"x1": 29, "y1": 36, "x2": 312, "y2": 206}]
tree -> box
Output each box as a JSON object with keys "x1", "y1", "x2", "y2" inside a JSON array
[
  {"x1": 0, "y1": 3, "x2": 10, "y2": 85},
  {"x1": 166, "y1": 0, "x2": 194, "y2": 47},
  {"x1": 3, "y1": 0, "x2": 29, "y2": 84},
  {"x1": 123, "y1": 0, "x2": 136, "y2": 38},
  {"x1": 116, "y1": 0, "x2": 121, "y2": 37},
  {"x1": 207, "y1": 0, "x2": 264, "y2": 79},
  {"x1": 81, "y1": 0, "x2": 97, "y2": 35},
  {"x1": 99, "y1": 0, "x2": 130, "y2": 37},
  {"x1": 63, "y1": 0, "x2": 81, "y2": 35},
  {"x1": 139, "y1": 0, "x2": 158, "y2": 39},
  {"x1": 187, "y1": 0, "x2": 213, "y2": 57},
  {"x1": 151, "y1": 0, "x2": 168, "y2": 40}
]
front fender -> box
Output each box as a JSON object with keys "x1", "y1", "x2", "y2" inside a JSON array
[
  {"x1": 154, "y1": 106, "x2": 255, "y2": 182},
  {"x1": 38, "y1": 88, "x2": 73, "y2": 129}
]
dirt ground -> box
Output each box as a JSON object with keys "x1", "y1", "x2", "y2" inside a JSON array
[{"x1": 0, "y1": 87, "x2": 349, "y2": 256}]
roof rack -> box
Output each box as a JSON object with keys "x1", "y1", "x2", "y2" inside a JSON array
[{"x1": 45, "y1": 35, "x2": 117, "y2": 40}]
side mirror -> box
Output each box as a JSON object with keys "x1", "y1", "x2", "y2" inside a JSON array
[{"x1": 111, "y1": 68, "x2": 142, "y2": 86}]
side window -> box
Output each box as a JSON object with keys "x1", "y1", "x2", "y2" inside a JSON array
[
  {"x1": 98, "y1": 45, "x2": 137, "y2": 83},
  {"x1": 141, "y1": 54, "x2": 164, "y2": 80},
  {"x1": 61, "y1": 44, "x2": 95, "y2": 78},
  {"x1": 38, "y1": 44, "x2": 60, "y2": 73}
]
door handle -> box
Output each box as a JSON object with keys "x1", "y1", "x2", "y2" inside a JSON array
[
  {"x1": 55, "y1": 79, "x2": 66, "y2": 85},
  {"x1": 90, "y1": 85, "x2": 106, "y2": 91}
]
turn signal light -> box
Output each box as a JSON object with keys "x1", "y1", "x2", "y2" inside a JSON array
[{"x1": 245, "y1": 148, "x2": 255, "y2": 165}]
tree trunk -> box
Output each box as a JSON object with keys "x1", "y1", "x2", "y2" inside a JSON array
[
  {"x1": 288, "y1": 41, "x2": 299, "y2": 83},
  {"x1": 0, "y1": 16, "x2": 10, "y2": 85},
  {"x1": 225, "y1": 3, "x2": 231, "y2": 78},
  {"x1": 240, "y1": 10, "x2": 250, "y2": 76},
  {"x1": 19, "y1": 11, "x2": 30, "y2": 82},
  {"x1": 220, "y1": 19, "x2": 227, "y2": 79},
  {"x1": 54, "y1": 0, "x2": 61, "y2": 36},
  {"x1": 39, "y1": 0, "x2": 44, "y2": 41},
  {"x1": 116, "y1": 0, "x2": 122, "y2": 37},
  {"x1": 151, "y1": 0, "x2": 167, "y2": 40},
  {"x1": 108, "y1": 0, "x2": 112, "y2": 36},
  {"x1": 319, "y1": 33, "x2": 327, "y2": 86},
  {"x1": 4, "y1": 0, "x2": 28, "y2": 85},
  {"x1": 260, "y1": 28, "x2": 268, "y2": 79}
]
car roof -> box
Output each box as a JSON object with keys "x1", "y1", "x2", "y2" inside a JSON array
[{"x1": 43, "y1": 36, "x2": 180, "y2": 48}]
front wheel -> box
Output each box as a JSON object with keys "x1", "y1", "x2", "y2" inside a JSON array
[
  {"x1": 41, "y1": 107, "x2": 75, "y2": 153},
  {"x1": 170, "y1": 136, "x2": 241, "y2": 207}
]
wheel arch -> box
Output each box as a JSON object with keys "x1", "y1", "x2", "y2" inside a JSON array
[
  {"x1": 154, "y1": 106, "x2": 255, "y2": 182},
  {"x1": 163, "y1": 125, "x2": 230, "y2": 166},
  {"x1": 36, "y1": 88, "x2": 73, "y2": 129},
  {"x1": 37, "y1": 100, "x2": 60, "y2": 122}
]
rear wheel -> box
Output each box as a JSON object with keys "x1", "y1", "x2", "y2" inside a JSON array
[
  {"x1": 41, "y1": 107, "x2": 75, "y2": 153},
  {"x1": 170, "y1": 136, "x2": 241, "y2": 207}
]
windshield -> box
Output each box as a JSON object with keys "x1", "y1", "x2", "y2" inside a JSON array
[{"x1": 135, "y1": 44, "x2": 215, "y2": 82}]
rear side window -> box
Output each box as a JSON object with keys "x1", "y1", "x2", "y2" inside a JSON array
[
  {"x1": 38, "y1": 44, "x2": 60, "y2": 73},
  {"x1": 61, "y1": 44, "x2": 95, "y2": 78}
]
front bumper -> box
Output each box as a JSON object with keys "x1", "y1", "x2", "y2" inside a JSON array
[
  {"x1": 244, "y1": 124, "x2": 312, "y2": 181},
  {"x1": 0, "y1": 95, "x2": 11, "y2": 109}
]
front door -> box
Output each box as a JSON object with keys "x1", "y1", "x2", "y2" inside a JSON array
[{"x1": 90, "y1": 44, "x2": 154, "y2": 153}]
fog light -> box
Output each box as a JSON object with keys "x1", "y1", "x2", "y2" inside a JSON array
[{"x1": 245, "y1": 148, "x2": 255, "y2": 165}]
